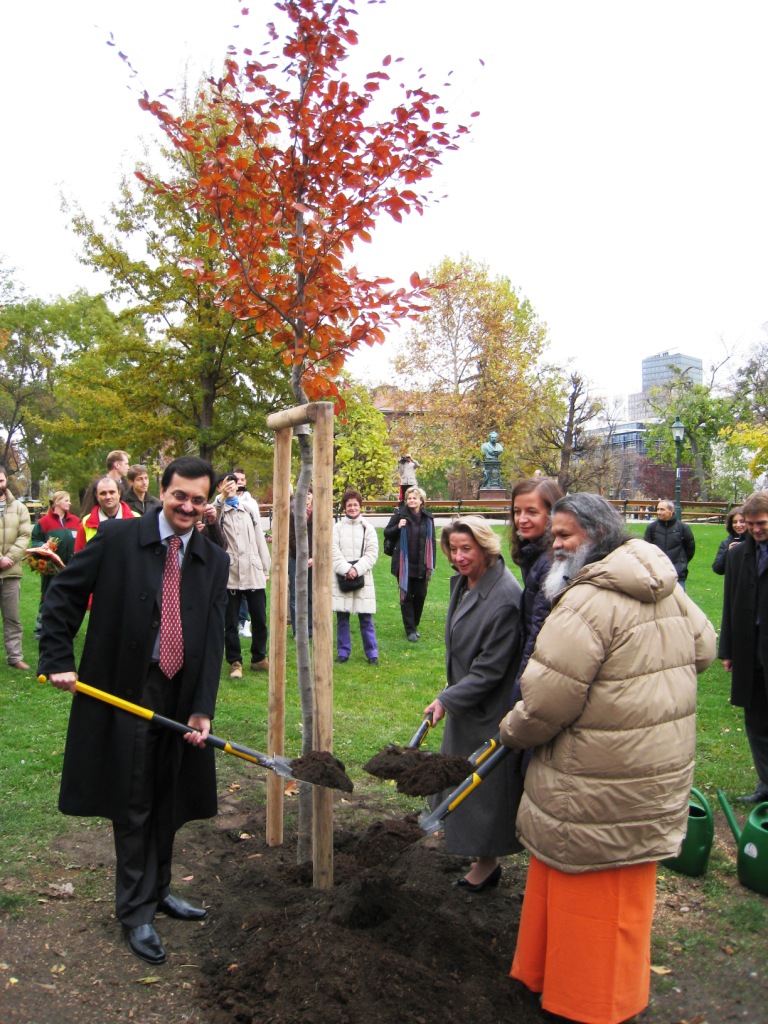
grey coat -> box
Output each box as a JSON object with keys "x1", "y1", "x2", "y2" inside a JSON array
[{"x1": 436, "y1": 556, "x2": 524, "y2": 857}]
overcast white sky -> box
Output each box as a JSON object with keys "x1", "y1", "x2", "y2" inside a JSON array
[{"x1": 3, "y1": 0, "x2": 767, "y2": 409}]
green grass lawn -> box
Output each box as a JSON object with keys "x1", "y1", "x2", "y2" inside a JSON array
[{"x1": 0, "y1": 520, "x2": 756, "y2": 900}]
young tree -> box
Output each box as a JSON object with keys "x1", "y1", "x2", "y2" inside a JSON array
[{"x1": 137, "y1": 0, "x2": 472, "y2": 858}]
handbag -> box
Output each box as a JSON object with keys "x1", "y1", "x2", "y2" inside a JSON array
[{"x1": 337, "y1": 529, "x2": 367, "y2": 592}]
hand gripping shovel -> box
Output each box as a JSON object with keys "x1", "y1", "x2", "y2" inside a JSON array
[
  {"x1": 38, "y1": 676, "x2": 351, "y2": 790},
  {"x1": 418, "y1": 734, "x2": 517, "y2": 833}
]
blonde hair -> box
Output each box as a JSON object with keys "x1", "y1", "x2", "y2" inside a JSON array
[
  {"x1": 440, "y1": 515, "x2": 501, "y2": 568},
  {"x1": 50, "y1": 490, "x2": 70, "y2": 508},
  {"x1": 404, "y1": 486, "x2": 426, "y2": 508}
]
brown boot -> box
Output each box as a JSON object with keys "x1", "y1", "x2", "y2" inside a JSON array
[
  {"x1": 250, "y1": 658, "x2": 269, "y2": 672},
  {"x1": 229, "y1": 661, "x2": 243, "y2": 679}
]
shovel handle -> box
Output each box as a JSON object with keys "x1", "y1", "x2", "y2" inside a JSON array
[
  {"x1": 407, "y1": 712, "x2": 434, "y2": 749},
  {"x1": 419, "y1": 744, "x2": 512, "y2": 833},
  {"x1": 39, "y1": 675, "x2": 288, "y2": 775}
]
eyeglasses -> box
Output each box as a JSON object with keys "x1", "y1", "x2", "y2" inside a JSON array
[{"x1": 169, "y1": 490, "x2": 207, "y2": 508}]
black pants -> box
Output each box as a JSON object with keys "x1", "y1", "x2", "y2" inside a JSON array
[
  {"x1": 744, "y1": 652, "x2": 768, "y2": 796},
  {"x1": 400, "y1": 576, "x2": 428, "y2": 634},
  {"x1": 225, "y1": 588, "x2": 267, "y2": 663},
  {"x1": 112, "y1": 666, "x2": 182, "y2": 926}
]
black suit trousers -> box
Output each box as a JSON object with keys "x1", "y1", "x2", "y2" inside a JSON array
[{"x1": 112, "y1": 665, "x2": 183, "y2": 926}]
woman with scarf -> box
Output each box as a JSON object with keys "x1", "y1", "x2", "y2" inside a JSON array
[{"x1": 383, "y1": 487, "x2": 435, "y2": 642}]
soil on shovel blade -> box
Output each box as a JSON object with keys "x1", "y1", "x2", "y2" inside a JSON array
[
  {"x1": 1, "y1": 779, "x2": 766, "y2": 1024},
  {"x1": 288, "y1": 749, "x2": 354, "y2": 792},
  {"x1": 363, "y1": 744, "x2": 473, "y2": 795}
]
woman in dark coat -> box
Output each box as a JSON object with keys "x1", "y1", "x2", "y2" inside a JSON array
[
  {"x1": 424, "y1": 516, "x2": 523, "y2": 891},
  {"x1": 383, "y1": 486, "x2": 435, "y2": 641},
  {"x1": 712, "y1": 505, "x2": 747, "y2": 575},
  {"x1": 509, "y1": 477, "x2": 564, "y2": 701}
]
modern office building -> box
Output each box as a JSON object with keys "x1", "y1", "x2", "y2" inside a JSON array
[{"x1": 628, "y1": 350, "x2": 703, "y2": 419}]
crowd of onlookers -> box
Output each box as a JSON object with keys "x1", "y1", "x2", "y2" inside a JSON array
[{"x1": 9, "y1": 447, "x2": 768, "y2": 1022}]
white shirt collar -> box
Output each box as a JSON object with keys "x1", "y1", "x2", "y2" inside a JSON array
[{"x1": 158, "y1": 511, "x2": 194, "y2": 553}]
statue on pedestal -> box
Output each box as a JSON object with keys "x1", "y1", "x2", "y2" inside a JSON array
[{"x1": 480, "y1": 431, "x2": 504, "y2": 490}]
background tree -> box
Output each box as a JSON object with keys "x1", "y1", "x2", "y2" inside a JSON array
[
  {"x1": 333, "y1": 380, "x2": 392, "y2": 498},
  {"x1": 137, "y1": 0, "x2": 472, "y2": 859},
  {"x1": 725, "y1": 344, "x2": 768, "y2": 481},
  {"x1": 644, "y1": 371, "x2": 736, "y2": 500},
  {"x1": 0, "y1": 290, "x2": 136, "y2": 497},
  {"x1": 66, "y1": 134, "x2": 293, "y2": 469},
  {"x1": 511, "y1": 371, "x2": 609, "y2": 491},
  {"x1": 392, "y1": 255, "x2": 550, "y2": 493}
]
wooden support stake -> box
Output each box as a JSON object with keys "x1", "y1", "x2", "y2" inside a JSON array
[
  {"x1": 266, "y1": 425, "x2": 292, "y2": 846},
  {"x1": 311, "y1": 402, "x2": 335, "y2": 888}
]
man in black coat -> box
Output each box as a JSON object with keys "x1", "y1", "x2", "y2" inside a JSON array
[
  {"x1": 644, "y1": 498, "x2": 695, "y2": 588},
  {"x1": 719, "y1": 491, "x2": 768, "y2": 804},
  {"x1": 38, "y1": 456, "x2": 229, "y2": 965}
]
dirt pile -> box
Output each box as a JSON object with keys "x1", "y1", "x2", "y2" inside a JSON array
[{"x1": 1, "y1": 784, "x2": 765, "y2": 1024}]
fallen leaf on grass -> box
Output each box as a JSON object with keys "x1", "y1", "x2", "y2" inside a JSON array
[
  {"x1": 239, "y1": 832, "x2": 252, "y2": 841},
  {"x1": 136, "y1": 976, "x2": 161, "y2": 985},
  {"x1": 650, "y1": 964, "x2": 673, "y2": 975},
  {"x1": 46, "y1": 883, "x2": 74, "y2": 899},
  {"x1": 182, "y1": 874, "x2": 194, "y2": 882},
  {"x1": 721, "y1": 945, "x2": 735, "y2": 955},
  {"x1": 50, "y1": 964, "x2": 65, "y2": 975}
]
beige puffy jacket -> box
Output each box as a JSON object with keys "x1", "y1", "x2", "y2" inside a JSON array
[
  {"x1": 0, "y1": 498, "x2": 32, "y2": 579},
  {"x1": 500, "y1": 537, "x2": 716, "y2": 873}
]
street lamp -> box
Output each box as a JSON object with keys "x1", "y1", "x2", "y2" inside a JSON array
[{"x1": 672, "y1": 416, "x2": 685, "y2": 520}]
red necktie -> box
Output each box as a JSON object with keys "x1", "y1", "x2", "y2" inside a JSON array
[{"x1": 159, "y1": 535, "x2": 184, "y2": 678}]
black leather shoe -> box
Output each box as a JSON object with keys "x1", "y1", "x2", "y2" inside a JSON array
[
  {"x1": 407, "y1": 633, "x2": 419, "y2": 642},
  {"x1": 452, "y1": 864, "x2": 502, "y2": 892},
  {"x1": 123, "y1": 923, "x2": 167, "y2": 964},
  {"x1": 158, "y1": 893, "x2": 208, "y2": 921},
  {"x1": 736, "y1": 791, "x2": 768, "y2": 804}
]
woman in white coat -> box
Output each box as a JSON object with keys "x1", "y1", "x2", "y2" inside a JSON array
[{"x1": 333, "y1": 488, "x2": 379, "y2": 664}]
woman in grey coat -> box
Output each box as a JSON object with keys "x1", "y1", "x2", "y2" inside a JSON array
[{"x1": 424, "y1": 516, "x2": 523, "y2": 891}]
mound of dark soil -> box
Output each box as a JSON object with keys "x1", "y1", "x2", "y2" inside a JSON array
[{"x1": 1, "y1": 781, "x2": 765, "y2": 1024}]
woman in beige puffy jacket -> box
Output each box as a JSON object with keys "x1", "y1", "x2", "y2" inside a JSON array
[{"x1": 500, "y1": 493, "x2": 716, "y2": 1024}]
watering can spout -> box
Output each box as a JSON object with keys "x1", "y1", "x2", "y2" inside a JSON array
[{"x1": 716, "y1": 789, "x2": 742, "y2": 842}]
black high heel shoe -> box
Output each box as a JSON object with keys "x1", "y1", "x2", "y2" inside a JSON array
[{"x1": 452, "y1": 863, "x2": 502, "y2": 892}]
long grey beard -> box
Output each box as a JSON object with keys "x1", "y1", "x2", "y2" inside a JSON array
[{"x1": 543, "y1": 545, "x2": 592, "y2": 601}]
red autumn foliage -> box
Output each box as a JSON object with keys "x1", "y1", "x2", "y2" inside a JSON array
[{"x1": 136, "y1": 0, "x2": 474, "y2": 406}]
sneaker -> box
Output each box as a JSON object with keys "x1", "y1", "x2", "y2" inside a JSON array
[
  {"x1": 367, "y1": 657, "x2": 379, "y2": 665},
  {"x1": 407, "y1": 633, "x2": 419, "y2": 642},
  {"x1": 335, "y1": 655, "x2": 349, "y2": 663},
  {"x1": 229, "y1": 661, "x2": 243, "y2": 679},
  {"x1": 250, "y1": 658, "x2": 269, "y2": 672},
  {"x1": 241, "y1": 621, "x2": 252, "y2": 638}
]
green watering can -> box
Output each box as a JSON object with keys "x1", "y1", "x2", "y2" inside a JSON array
[
  {"x1": 661, "y1": 787, "x2": 714, "y2": 877},
  {"x1": 717, "y1": 789, "x2": 768, "y2": 896}
]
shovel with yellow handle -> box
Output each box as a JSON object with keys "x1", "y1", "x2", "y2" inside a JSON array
[{"x1": 38, "y1": 675, "x2": 314, "y2": 785}]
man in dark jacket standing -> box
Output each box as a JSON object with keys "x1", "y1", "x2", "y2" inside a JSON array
[
  {"x1": 644, "y1": 498, "x2": 695, "y2": 588},
  {"x1": 38, "y1": 456, "x2": 229, "y2": 966},
  {"x1": 719, "y1": 491, "x2": 768, "y2": 804}
]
